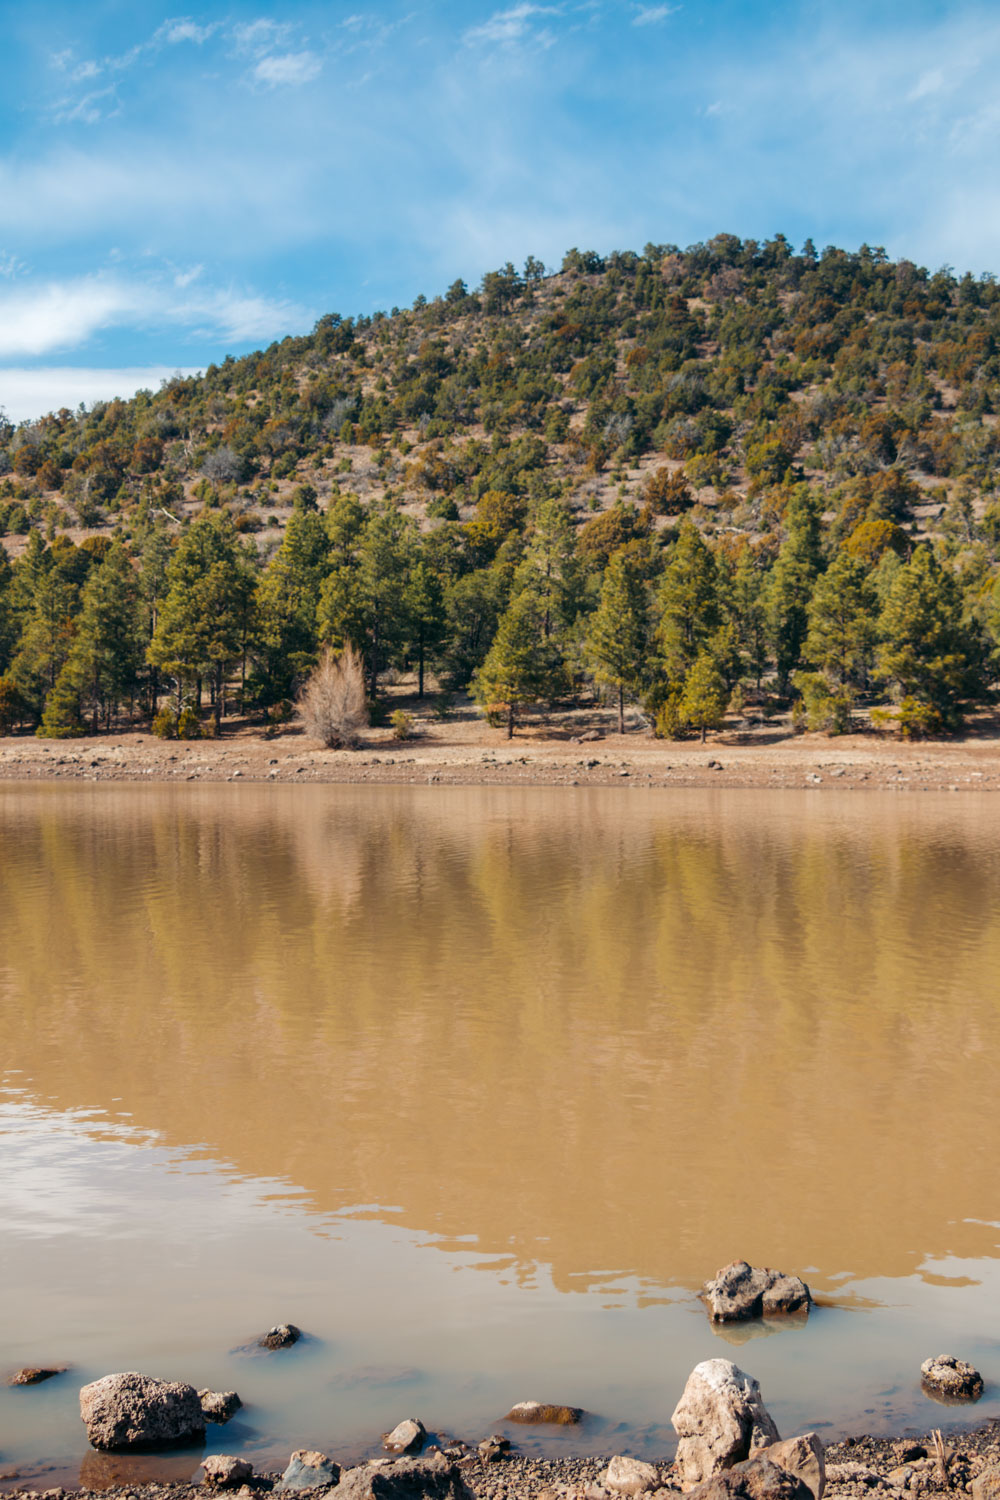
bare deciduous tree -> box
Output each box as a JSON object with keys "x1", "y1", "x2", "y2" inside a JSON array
[{"x1": 298, "y1": 645, "x2": 367, "y2": 748}]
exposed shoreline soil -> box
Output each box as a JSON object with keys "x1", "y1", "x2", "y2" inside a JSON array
[
  {"x1": 5, "y1": 1423, "x2": 1000, "y2": 1500},
  {"x1": 3, "y1": 701, "x2": 1000, "y2": 792}
]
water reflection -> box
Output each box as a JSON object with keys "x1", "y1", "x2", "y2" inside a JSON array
[{"x1": 2, "y1": 786, "x2": 1000, "y2": 1477}]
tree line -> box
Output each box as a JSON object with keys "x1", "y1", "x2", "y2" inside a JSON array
[{"x1": 1, "y1": 482, "x2": 997, "y2": 741}]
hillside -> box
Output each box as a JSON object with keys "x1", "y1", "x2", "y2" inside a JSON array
[{"x1": 1, "y1": 234, "x2": 999, "y2": 741}]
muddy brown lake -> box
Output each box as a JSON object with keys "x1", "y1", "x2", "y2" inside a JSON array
[{"x1": 2, "y1": 785, "x2": 1000, "y2": 1486}]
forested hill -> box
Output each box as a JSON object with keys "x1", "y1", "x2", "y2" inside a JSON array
[{"x1": 2, "y1": 233, "x2": 1000, "y2": 740}]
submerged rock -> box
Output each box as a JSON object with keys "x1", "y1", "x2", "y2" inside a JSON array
[
  {"x1": 79, "y1": 1371, "x2": 206, "y2": 1451},
  {"x1": 504, "y1": 1400, "x2": 583, "y2": 1425},
  {"x1": 7, "y1": 1367, "x2": 66, "y2": 1386},
  {"x1": 603, "y1": 1456, "x2": 662, "y2": 1494},
  {"x1": 260, "y1": 1324, "x2": 302, "y2": 1351},
  {"x1": 383, "y1": 1419, "x2": 426, "y2": 1454},
  {"x1": 702, "y1": 1263, "x2": 811, "y2": 1324},
  {"x1": 278, "y1": 1450, "x2": 341, "y2": 1490},
  {"x1": 671, "y1": 1359, "x2": 779, "y2": 1488},
  {"x1": 198, "y1": 1389, "x2": 242, "y2": 1424},
  {"x1": 337, "y1": 1453, "x2": 473, "y2": 1500},
  {"x1": 920, "y1": 1355, "x2": 983, "y2": 1402},
  {"x1": 478, "y1": 1436, "x2": 511, "y2": 1464},
  {"x1": 201, "y1": 1455, "x2": 254, "y2": 1488}
]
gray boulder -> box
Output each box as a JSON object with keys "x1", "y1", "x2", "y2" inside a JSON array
[
  {"x1": 671, "y1": 1360, "x2": 779, "y2": 1488},
  {"x1": 383, "y1": 1419, "x2": 426, "y2": 1454},
  {"x1": 337, "y1": 1454, "x2": 473, "y2": 1500},
  {"x1": 278, "y1": 1450, "x2": 341, "y2": 1491},
  {"x1": 199, "y1": 1389, "x2": 243, "y2": 1424},
  {"x1": 972, "y1": 1466, "x2": 1000, "y2": 1500},
  {"x1": 703, "y1": 1263, "x2": 811, "y2": 1324},
  {"x1": 920, "y1": 1355, "x2": 983, "y2": 1402},
  {"x1": 79, "y1": 1371, "x2": 206, "y2": 1451}
]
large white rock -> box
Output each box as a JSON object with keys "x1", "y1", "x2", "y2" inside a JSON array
[
  {"x1": 603, "y1": 1456, "x2": 661, "y2": 1494},
  {"x1": 79, "y1": 1371, "x2": 206, "y2": 1451},
  {"x1": 671, "y1": 1360, "x2": 779, "y2": 1488}
]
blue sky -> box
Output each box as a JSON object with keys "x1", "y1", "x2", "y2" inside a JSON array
[{"x1": 2, "y1": 0, "x2": 1000, "y2": 421}]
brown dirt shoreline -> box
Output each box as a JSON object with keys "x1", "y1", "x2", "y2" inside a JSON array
[
  {"x1": 5, "y1": 1424, "x2": 1000, "y2": 1500},
  {"x1": 3, "y1": 707, "x2": 1000, "y2": 792}
]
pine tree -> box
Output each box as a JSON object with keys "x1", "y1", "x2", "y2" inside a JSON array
[
  {"x1": 767, "y1": 491, "x2": 823, "y2": 692},
  {"x1": 657, "y1": 520, "x2": 720, "y2": 671},
  {"x1": 805, "y1": 551, "x2": 877, "y2": 689},
  {"x1": 404, "y1": 556, "x2": 447, "y2": 698},
  {"x1": 876, "y1": 547, "x2": 986, "y2": 724},
  {"x1": 587, "y1": 549, "x2": 649, "y2": 734},
  {"x1": 256, "y1": 508, "x2": 331, "y2": 699},
  {"x1": 148, "y1": 514, "x2": 258, "y2": 731},
  {"x1": 473, "y1": 591, "x2": 567, "y2": 738},
  {"x1": 730, "y1": 549, "x2": 768, "y2": 688},
  {"x1": 679, "y1": 650, "x2": 728, "y2": 742}
]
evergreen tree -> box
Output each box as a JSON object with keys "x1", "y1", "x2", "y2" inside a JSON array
[
  {"x1": 318, "y1": 503, "x2": 414, "y2": 701},
  {"x1": 767, "y1": 491, "x2": 823, "y2": 692},
  {"x1": 0, "y1": 545, "x2": 15, "y2": 673},
  {"x1": 52, "y1": 542, "x2": 143, "y2": 733},
  {"x1": 404, "y1": 555, "x2": 447, "y2": 698},
  {"x1": 587, "y1": 548, "x2": 649, "y2": 733},
  {"x1": 805, "y1": 551, "x2": 877, "y2": 690},
  {"x1": 679, "y1": 650, "x2": 728, "y2": 741},
  {"x1": 730, "y1": 549, "x2": 769, "y2": 688},
  {"x1": 473, "y1": 590, "x2": 567, "y2": 738},
  {"x1": 657, "y1": 520, "x2": 720, "y2": 672},
  {"x1": 876, "y1": 547, "x2": 986, "y2": 725},
  {"x1": 148, "y1": 514, "x2": 258, "y2": 731},
  {"x1": 256, "y1": 508, "x2": 331, "y2": 699}
]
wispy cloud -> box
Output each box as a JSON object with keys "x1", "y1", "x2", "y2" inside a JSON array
[
  {"x1": 632, "y1": 4, "x2": 678, "y2": 25},
  {"x1": 156, "y1": 18, "x2": 218, "y2": 47},
  {"x1": 0, "y1": 272, "x2": 312, "y2": 359},
  {"x1": 464, "y1": 5, "x2": 561, "y2": 47},
  {"x1": 253, "y1": 51, "x2": 322, "y2": 87},
  {"x1": 51, "y1": 85, "x2": 119, "y2": 126}
]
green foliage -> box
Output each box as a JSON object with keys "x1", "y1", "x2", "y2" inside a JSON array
[
  {"x1": 678, "y1": 651, "x2": 728, "y2": 741},
  {"x1": 587, "y1": 548, "x2": 649, "y2": 732},
  {"x1": 473, "y1": 590, "x2": 568, "y2": 737},
  {"x1": 391, "y1": 709, "x2": 414, "y2": 740},
  {"x1": 152, "y1": 707, "x2": 178, "y2": 738}
]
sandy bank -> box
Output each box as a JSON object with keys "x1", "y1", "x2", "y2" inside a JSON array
[{"x1": 2, "y1": 714, "x2": 1000, "y2": 792}]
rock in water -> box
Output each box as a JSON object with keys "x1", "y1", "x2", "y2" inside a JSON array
[
  {"x1": 684, "y1": 1456, "x2": 812, "y2": 1500},
  {"x1": 337, "y1": 1454, "x2": 473, "y2": 1500},
  {"x1": 671, "y1": 1359, "x2": 779, "y2": 1488},
  {"x1": 278, "y1": 1451, "x2": 342, "y2": 1490},
  {"x1": 201, "y1": 1456, "x2": 254, "y2": 1488},
  {"x1": 198, "y1": 1390, "x2": 242, "y2": 1424},
  {"x1": 504, "y1": 1401, "x2": 583, "y2": 1425},
  {"x1": 383, "y1": 1419, "x2": 426, "y2": 1454},
  {"x1": 8, "y1": 1367, "x2": 66, "y2": 1386},
  {"x1": 79, "y1": 1372, "x2": 206, "y2": 1451},
  {"x1": 260, "y1": 1324, "x2": 302, "y2": 1350},
  {"x1": 603, "y1": 1456, "x2": 661, "y2": 1494},
  {"x1": 702, "y1": 1263, "x2": 811, "y2": 1323},
  {"x1": 920, "y1": 1355, "x2": 983, "y2": 1402},
  {"x1": 478, "y1": 1436, "x2": 510, "y2": 1464}
]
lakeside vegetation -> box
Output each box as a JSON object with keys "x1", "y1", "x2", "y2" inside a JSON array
[{"x1": 2, "y1": 234, "x2": 1000, "y2": 740}]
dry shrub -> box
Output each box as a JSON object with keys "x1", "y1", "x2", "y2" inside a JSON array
[{"x1": 299, "y1": 645, "x2": 368, "y2": 748}]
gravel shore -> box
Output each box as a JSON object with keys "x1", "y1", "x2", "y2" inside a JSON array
[{"x1": 6, "y1": 1423, "x2": 1000, "y2": 1500}]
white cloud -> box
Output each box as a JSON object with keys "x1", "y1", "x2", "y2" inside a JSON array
[
  {"x1": 0, "y1": 367, "x2": 203, "y2": 425},
  {"x1": 465, "y1": 5, "x2": 561, "y2": 46},
  {"x1": 157, "y1": 18, "x2": 218, "y2": 46},
  {"x1": 253, "y1": 51, "x2": 322, "y2": 87},
  {"x1": 632, "y1": 4, "x2": 677, "y2": 24},
  {"x1": 0, "y1": 273, "x2": 312, "y2": 359},
  {"x1": 52, "y1": 85, "x2": 119, "y2": 126},
  {"x1": 232, "y1": 19, "x2": 293, "y2": 56}
]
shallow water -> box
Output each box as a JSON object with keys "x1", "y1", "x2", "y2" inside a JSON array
[{"x1": 2, "y1": 785, "x2": 1000, "y2": 1486}]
